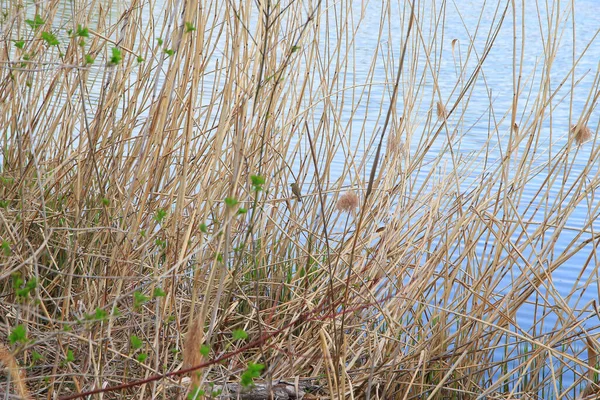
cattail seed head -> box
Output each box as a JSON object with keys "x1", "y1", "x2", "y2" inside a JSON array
[
  {"x1": 183, "y1": 316, "x2": 204, "y2": 388},
  {"x1": 436, "y1": 101, "x2": 447, "y2": 121}
]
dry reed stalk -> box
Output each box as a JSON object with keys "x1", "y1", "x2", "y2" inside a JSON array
[
  {"x1": 0, "y1": 343, "x2": 32, "y2": 400},
  {"x1": 319, "y1": 328, "x2": 338, "y2": 398}
]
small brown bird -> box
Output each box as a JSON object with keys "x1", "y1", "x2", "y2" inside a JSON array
[{"x1": 290, "y1": 182, "x2": 302, "y2": 202}]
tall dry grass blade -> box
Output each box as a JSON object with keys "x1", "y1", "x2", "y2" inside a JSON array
[
  {"x1": 579, "y1": 336, "x2": 600, "y2": 399},
  {"x1": 319, "y1": 328, "x2": 338, "y2": 398}
]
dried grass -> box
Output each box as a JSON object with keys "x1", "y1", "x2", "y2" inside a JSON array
[{"x1": 0, "y1": 0, "x2": 599, "y2": 399}]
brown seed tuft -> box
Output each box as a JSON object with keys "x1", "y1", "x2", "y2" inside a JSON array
[
  {"x1": 183, "y1": 316, "x2": 204, "y2": 388},
  {"x1": 0, "y1": 343, "x2": 32, "y2": 399},
  {"x1": 436, "y1": 101, "x2": 447, "y2": 121},
  {"x1": 336, "y1": 191, "x2": 359, "y2": 213},
  {"x1": 387, "y1": 117, "x2": 403, "y2": 154},
  {"x1": 387, "y1": 128, "x2": 401, "y2": 154},
  {"x1": 571, "y1": 123, "x2": 593, "y2": 145}
]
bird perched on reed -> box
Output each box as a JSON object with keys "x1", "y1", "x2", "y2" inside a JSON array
[{"x1": 290, "y1": 182, "x2": 302, "y2": 202}]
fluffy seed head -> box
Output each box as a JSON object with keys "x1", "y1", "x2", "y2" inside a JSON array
[
  {"x1": 336, "y1": 191, "x2": 359, "y2": 213},
  {"x1": 571, "y1": 124, "x2": 592, "y2": 145}
]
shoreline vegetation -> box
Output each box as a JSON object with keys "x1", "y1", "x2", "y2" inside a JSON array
[{"x1": 1, "y1": 0, "x2": 600, "y2": 398}]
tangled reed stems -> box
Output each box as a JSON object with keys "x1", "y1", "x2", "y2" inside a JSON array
[{"x1": 1, "y1": 0, "x2": 599, "y2": 399}]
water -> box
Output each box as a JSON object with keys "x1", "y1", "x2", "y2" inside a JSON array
[{"x1": 302, "y1": 0, "x2": 600, "y2": 395}]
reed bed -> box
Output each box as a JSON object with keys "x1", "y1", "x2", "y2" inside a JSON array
[{"x1": 1, "y1": 0, "x2": 600, "y2": 399}]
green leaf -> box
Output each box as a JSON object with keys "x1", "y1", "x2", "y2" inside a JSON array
[
  {"x1": 250, "y1": 175, "x2": 265, "y2": 187},
  {"x1": 157, "y1": 38, "x2": 163, "y2": 46},
  {"x1": 25, "y1": 15, "x2": 45, "y2": 30},
  {"x1": 224, "y1": 197, "x2": 238, "y2": 208},
  {"x1": 66, "y1": 349, "x2": 75, "y2": 362},
  {"x1": 94, "y1": 308, "x2": 107, "y2": 320},
  {"x1": 12, "y1": 274, "x2": 23, "y2": 290},
  {"x1": 137, "y1": 353, "x2": 148, "y2": 362},
  {"x1": 31, "y1": 351, "x2": 43, "y2": 362},
  {"x1": 2, "y1": 240, "x2": 11, "y2": 256},
  {"x1": 26, "y1": 278, "x2": 37, "y2": 290},
  {"x1": 14, "y1": 40, "x2": 25, "y2": 49},
  {"x1": 232, "y1": 329, "x2": 248, "y2": 341},
  {"x1": 199, "y1": 223, "x2": 208, "y2": 233},
  {"x1": 41, "y1": 31, "x2": 59, "y2": 46},
  {"x1": 133, "y1": 291, "x2": 149, "y2": 309},
  {"x1": 240, "y1": 362, "x2": 264, "y2": 387},
  {"x1": 164, "y1": 48, "x2": 174, "y2": 56},
  {"x1": 136, "y1": 56, "x2": 144, "y2": 63},
  {"x1": 200, "y1": 344, "x2": 210, "y2": 357},
  {"x1": 153, "y1": 287, "x2": 166, "y2": 297},
  {"x1": 237, "y1": 207, "x2": 247, "y2": 215},
  {"x1": 9, "y1": 325, "x2": 26, "y2": 344},
  {"x1": 1, "y1": 176, "x2": 14, "y2": 185},
  {"x1": 101, "y1": 197, "x2": 110, "y2": 206},
  {"x1": 85, "y1": 54, "x2": 95, "y2": 64},
  {"x1": 187, "y1": 386, "x2": 205, "y2": 400},
  {"x1": 185, "y1": 22, "x2": 196, "y2": 33},
  {"x1": 109, "y1": 47, "x2": 122, "y2": 65},
  {"x1": 15, "y1": 287, "x2": 30, "y2": 298},
  {"x1": 291, "y1": 45, "x2": 301, "y2": 52},
  {"x1": 154, "y1": 208, "x2": 167, "y2": 223},
  {"x1": 130, "y1": 335, "x2": 143, "y2": 350},
  {"x1": 76, "y1": 25, "x2": 89, "y2": 37}
]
